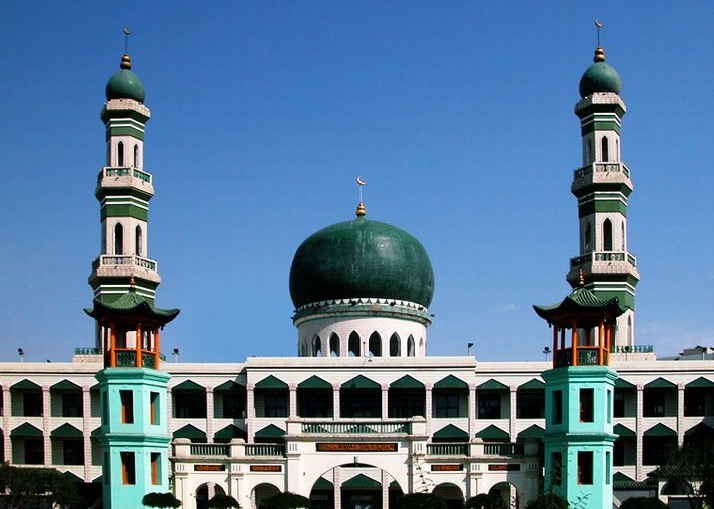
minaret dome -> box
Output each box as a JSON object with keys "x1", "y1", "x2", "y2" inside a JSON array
[
  {"x1": 106, "y1": 53, "x2": 146, "y2": 103},
  {"x1": 579, "y1": 47, "x2": 622, "y2": 98}
]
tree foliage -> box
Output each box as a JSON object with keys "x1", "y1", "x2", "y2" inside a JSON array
[
  {"x1": 619, "y1": 497, "x2": 668, "y2": 509},
  {"x1": 259, "y1": 491, "x2": 311, "y2": 509},
  {"x1": 395, "y1": 492, "x2": 448, "y2": 509},
  {"x1": 659, "y1": 433, "x2": 714, "y2": 509},
  {"x1": 207, "y1": 493, "x2": 241, "y2": 508},
  {"x1": 0, "y1": 463, "x2": 81, "y2": 509},
  {"x1": 465, "y1": 493, "x2": 506, "y2": 509},
  {"x1": 525, "y1": 493, "x2": 568, "y2": 509},
  {"x1": 143, "y1": 491, "x2": 183, "y2": 508}
]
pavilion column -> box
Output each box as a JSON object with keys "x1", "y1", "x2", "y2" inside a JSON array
[
  {"x1": 552, "y1": 326, "x2": 558, "y2": 366},
  {"x1": 571, "y1": 321, "x2": 579, "y2": 366},
  {"x1": 598, "y1": 321, "x2": 605, "y2": 365},
  {"x1": 136, "y1": 323, "x2": 142, "y2": 367},
  {"x1": 109, "y1": 322, "x2": 116, "y2": 367},
  {"x1": 155, "y1": 327, "x2": 161, "y2": 369}
]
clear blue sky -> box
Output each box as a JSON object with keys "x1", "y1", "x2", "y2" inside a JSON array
[{"x1": 2, "y1": 2, "x2": 713, "y2": 363}]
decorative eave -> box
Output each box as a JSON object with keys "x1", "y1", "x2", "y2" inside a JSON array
[
  {"x1": 292, "y1": 297, "x2": 431, "y2": 326},
  {"x1": 85, "y1": 288, "x2": 179, "y2": 326},
  {"x1": 533, "y1": 286, "x2": 625, "y2": 327},
  {"x1": 100, "y1": 99, "x2": 151, "y2": 124}
]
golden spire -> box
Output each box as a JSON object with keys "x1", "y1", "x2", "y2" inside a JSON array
[
  {"x1": 593, "y1": 47, "x2": 606, "y2": 62},
  {"x1": 129, "y1": 275, "x2": 136, "y2": 288},
  {"x1": 356, "y1": 202, "x2": 367, "y2": 217},
  {"x1": 355, "y1": 176, "x2": 367, "y2": 217}
]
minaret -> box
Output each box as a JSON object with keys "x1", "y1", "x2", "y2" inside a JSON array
[
  {"x1": 567, "y1": 46, "x2": 639, "y2": 348},
  {"x1": 89, "y1": 53, "x2": 161, "y2": 310},
  {"x1": 534, "y1": 275, "x2": 623, "y2": 509}
]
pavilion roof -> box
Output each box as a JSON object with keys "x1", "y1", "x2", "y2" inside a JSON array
[
  {"x1": 533, "y1": 285, "x2": 625, "y2": 325},
  {"x1": 84, "y1": 288, "x2": 179, "y2": 325}
]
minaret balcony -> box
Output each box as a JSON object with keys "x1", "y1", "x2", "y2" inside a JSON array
[
  {"x1": 91, "y1": 254, "x2": 161, "y2": 283},
  {"x1": 572, "y1": 162, "x2": 632, "y2": 194},
  {"x1": 97, "y1": 166, "x2": 154, "y2": 194},
  {"x1": 568, "y1": 251, "x2": 639, "y2": 282}
]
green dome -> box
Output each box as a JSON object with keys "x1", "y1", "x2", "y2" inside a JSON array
[
  {"x1": 579, "y1": 47, "x2": 622, "y2": 98},
  {"x1": 105, "y1": 54, "x2": 145, "y2": 103},
  {"x1": 289, "y1": 216, "x2": 435, "y2": 309}
]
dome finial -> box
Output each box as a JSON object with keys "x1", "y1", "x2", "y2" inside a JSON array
[
  {"x1": 355, "y1": 176, "x2": 367, "y2": 217},
  {"x1": 593, "y1": 46, "x2": 606, "y2": 63},
  {"x1": 120, "y1": 53, "x2": 132, "y2": 70}
]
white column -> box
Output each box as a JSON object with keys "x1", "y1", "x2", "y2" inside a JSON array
[
  {"x1": 3, "y1": 388, "x2": 11, "y2": 463},
  {"x1": 425, "y1": 385, "x2": 433, "y2": 436},
  {"x1": 206, "y1": 388, "x2": 214, "y2": 441},
  {"x1": 509, "y1": 387, "x2": 517, "y2": 440},
  {"x1": 469, "y1": 384, "x2": 477, "y2": 437},
  {"x1": 382, "y1": 469, "x2": 390, "y2": 509},
  {"x1": 82, "y1": 387, "x2": 92, "y2": 478},
  {"x1": 635, "y1": 384, "x2": 643, "y2": 480},
  {"x1": 677, "y1": 383, "x2": 685, "y2": 446},
  {"x1": 333, "y1": 383, "x2": 340, "y2": 419},
  {"x1": 246, "y1": 384, "x2": 255, "y2": 443},
  {"x1": 289, "y1": 385, "x2": 297, "y2": 418},
  {"x1": 42, "y1": 385, "x2": 50, "y2": 466},
  {"x1": 333, "y1": 466, "x2": 342, "y2": 509},
  {"x1": 381, "y1": 385, "x2": 389, "y2": 419}
]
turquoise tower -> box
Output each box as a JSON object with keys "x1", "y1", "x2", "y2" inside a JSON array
[
  {"x1": 534, "y1": 277, "x2": 625, "y2": 509},
  {"x1": 87, "y1": 52, "x2": 180, "y2": 509}
]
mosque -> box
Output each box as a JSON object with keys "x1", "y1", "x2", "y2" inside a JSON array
[{"x1": 0, "y1": 43, "x2": 712, "y2": 509}]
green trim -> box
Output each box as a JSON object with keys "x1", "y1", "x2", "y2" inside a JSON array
[
  {"x1": 434, "y1": 375, "x2": 468, "y2": 390},
  {"x1": 214, "y1": 380, "x2": 244, "y2": 392},
  {"x1": 11, "y1": 379, "x2": 40, "y2": 390},
  {"x1": 342, "y1": 474, "x2": 381, "y2": 489},
  {"x1": 255, "y1": 375, "x2": 289, "y2": 390},
  {"x1": 477, "y1": 379, "x2": 508, "y2": 391},
  {"x1": 254, "y1": 424, "x2": 285, "y2": 439},
  {"x1": 645, "y1": 377, "x2": 676, "y2": 389},
  {"x1": 433, "y1": 424, "x2": 469, "y2": 441},
  {"x1": 105, "y1": 126, "x2": 145, "y2": 141},
  {"x1": 341, "y1": 375, "x2": 380, "y2": 390},
  {"x1": 11, "y1": 423, "x2": 43, "y2": 438},
  {"x1": 517, "y1": 425, "x2": 544, "y2": 440},
  {"x1": 101, "y1": 203, "x2": 149, "y2": 221},
  {"x1": 614, "y1": 424, "x2": 636, "y2": 437},
  {"x1": 214, "y1": 424, "x2": 246, "y2": 441},
  {"x1": 50, "y1": 380, "x2": 81, "y2": 391},
  {"x1": 172, "y1": 380, "x2": 204, "y2": 391},
  {"x1": 173, "y1": 424, "x2": 206, "y2": 440},
  {"x1": 313, "y1": 477, "x2": 334, "y2": 490},
  {"x1": 643, "y1": 423, "x2": 676, "y2": 437},
  {"x1": 298, "y1": 375, "x2": 332, "y2": 390},
  {"x1": 51, "y1": 423, "x2": 83, "y2": 438},
  {"x1": 580, "y1": 121, "x2": 622, "y2": 136},
  {"x1": 390, "y1": 375, "x2": 424, "y2": 389},
  {"x1": 578, "y1": 199, "x2": 628, "y2": 217},
  {"x1": 614, "y1": 378, "x2": 635, "y2": 389},
  {"x1": 686, "y1": 377, "x2": 714, "y2": 388},
  {"x1": 475, "y1": 425, "x2": 509, "y2": 440},
  {"x1": 518, "y1": 379, "x2": 545, "y2": 390}
]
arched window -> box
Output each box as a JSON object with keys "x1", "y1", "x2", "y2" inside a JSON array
[
  {"x1": 603, "y1": 219, "x2": 613, "y2": 251},
  {"x1": 615, "y1": 138, "x2": 620, "y2": 160},
  {"x1": 329, "y1": 333, "x2": 339, "y2": 357},
  {"x1": 135, "y1": 226, "x2": 143, "y2": 256},
  {"x1": 601, "y1": 136, "x2": 609, "y2": 162},
  {"x1": 300, "y1": 343, "x2": 307, "y2": 357},
  {"x1": 312, "y1": 335, "x2": 321, "y2": 357},
  {"x1": 627, "y1": 316, "x2": 633, "y2": 345},
  {"x1": 407, "y1": 335, "x2": 415, "y2": 357},
  {"x1": 117, "y1": 141, "x2": 124, "y2": 166},
  {"x1": 621, "y1": 223, "x2": 626, "y2": 251},
  {"x1": 584, "y1": 221, "x2": 592, "y2": 252},
  {"x1": 389, "y1": 333, "x2": 401, "y2": 357},
  {"x1": 114, "y1": 223, "x2": 124, "y2": 255},
  {"x1": 419, "y1": 337, "x2": 424, "y2": 355},
  {"x1": 369, "y1": 332, "x2": 382, "y2": 357},
  {"x1": 133, "y1": 145, "x2": 139, "y2": 167},
  {"x1": 585, "y1": 139, "x2": 592, "y2": 164},
  {"x1": 348, "y1": 332, "x2": 360, "y2": 357}
]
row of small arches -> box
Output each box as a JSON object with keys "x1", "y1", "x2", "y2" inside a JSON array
[
  {"x1": 112, "y1": 141, "x2": 139, "y2": 168},
  {"x1": 583, "y1": 218, "x2": 625, "y2": 252},
  {"x1": 584, "y1": 135, "x2": 620, "y2": 163},
  {"x1": 300, "y1": 332, "x2": 423, "y2": 357},
  {"x1": 110, "y1": 223, "x2": 142, "y2": 256}
]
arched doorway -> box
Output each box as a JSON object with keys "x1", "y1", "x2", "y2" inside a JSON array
[
  {"x1": 253, "y1": 483, "x2": 281, "y2": 509},
  {"x1": 489, "y1": 482, "x2": 519, "y2": 509},
  {"x1": 196, "y1": 483, "x2": 226, "y2": 509},
  {"x1": 433, "y1": 483, "x2": 464, "y2": 509},
  {"x1": 310, "y1": 463, "x2": 403, "y2": 509}
]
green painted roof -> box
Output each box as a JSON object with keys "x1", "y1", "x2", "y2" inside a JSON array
[
  {"x1": 613, "y1": 473, "x2": 653, "y2": 491},
  {"x1": 289, "y1": 217, "x2": 434, "y2": 308},
  {"x1": 614, "y1": 378, "x2": 636, "y2": 389},
  {"x1": 477, "y1": 379, "x2": 508, "y2": 391},
  {"x1": 342, "y1": 375, "x2": 380, "y2": 390},
  {"x1": 533, "y1": 284, "x2": 625, "y2": 325},
  {"x1": 63, "y1": 471, "x2": 84, "y2": 483},
  {"x1": 51, "y1": 380, "x2": 81, "y2": 391},
  {"x1": 517, "y1": 425, "x2": 544, "y2": 440},
  {"x1": 342, "y1": 474, "x2": 381, "y2": 489},
  {"x1": 518, "y1": 379, "x2": 545, "y2": 390},
  {"x1": 106, "y1": 54, "x2": 146, "y2": 103},
  {"x1": 298, "y1": 375, "x2": 332, "y2": 390},
  {"x1": 686, "y1": 377, "x2": 714, "y2": 388},
  {"x1": 11, "y1": 423, "x2": 43, "y2": 438},
  {"x1": 313, "y1": 477, "x2": 334, "y2": 490},
  {"x1": 84, "y1": 287, "x2": 179, "y2": 324},
  {"x1": 11, "y1": 379, "x2": 40, "y2": 390},
  {"x1": 254, "y1": 424, "x2": 285, "y2": 439},
  {"x1": 684, "y1": 422, "x2": 714, "y2": 437},
  {"x1": 214, "y1": 424, "x2": 246, "y2": 441},
  {"x1": 434, "y1": 375, "x2": 468, "y2": 390},
  {"x1": 214, "y1": 380, "x2": 244, "y2": 392},
  {"x1": 614, "y1": 424, "x2": 636, "y2": 437},
  {"x1": 433, "y1": 424, "x2": 469, "y2": 441},
  {"x1": 475, "y1": 425, "x2": 509, "y2": 440},
  {"x1": 645, "y1": 377, "x2": 676, "y2": 389},
  {"x1": 579, "y1": 48, "x2": 622, "y2": 98},
  {"x1": 255, "y1": 375, "x2": 289, "y2": 390},
  {"x1": 51, "y1": 423, "x2": 83, "y2": 438},
  {"x1": 173, "y1": 424, "x2": 206, "y2": 440},
  {"x1": 173, "y1": 380, "x2": 204, "y2": 391},
  {"x1": 643, "y1": 423, "x2": 676, "y2": 437},
  {"x1": 390, "y1": 375, "x2": 424, "y2": 389}
]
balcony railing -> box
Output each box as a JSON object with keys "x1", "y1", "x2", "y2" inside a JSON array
[
  {"x1": 427, "y1": 443, "x2": 469, "y2": 456},
  {"x1": 573, "y1": 162, "x2": 630, "y2": 180},
  {"x1": 555, "y1": 347, "x2": 608, "y2": 368},
  {"x1": 74, "y1": 347, "x2": 102, "y2": 356},
  {"x1": 483, "y1": 443, "x2": 524, "y2": 456},
  {"x1": 109, "y1": 349, "x2": 164, "y2": 369},
  {"x1": 92, "y1": 254, "x2": 158, "y2": 272},
  {"x1": 570, "y1": 251, "x2": 637, "y2": 268},
  {"x1": 613, "y1": 345, "x2": 654, "y2": 354},
  {"x1": 245, "y1": 444, "x2": 285, "y2": 457},
  {"x1": 99, "y1": 166, "x2": 152, "y2": 184},
  {"x1": 301, "y1": 421, "x2": 412, "y2": 434},
  {"x1": 190, "y1": 444, "x2": 229, "y2": 457}
]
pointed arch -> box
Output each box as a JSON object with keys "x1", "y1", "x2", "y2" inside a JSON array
[
  {"x1": 603, "y1": 219, "x2": 613, "y2": 251},
  {"x1": 114, "y1": 223, "x2": 124, "y2": 255},
  {"x1": 135, "y1": 225, "x2": 143, "y2": 256},
  {"x1": 312, "y1": 335, "x2": 322, "y2": 357},
  {"x1": 615, "y1": 138, "x2": 620, "y2": 160},
  {"x1": 621, "y1": 222, "x2": 626, "y2": 250},
  {"x1": 419, "y1": 337, "x2": 424, "y2": 355},
  {"x1": 348, "y1": 331, "x2": 360, "y2": 357},
  {"x1": 329, "y1": 333, "x2": 339, "y2": 357},
  {"x1": 389, "y1": 333, "x2": 401, "y2": 357},
  {"x1": 117, "y1": 141, "x2": 124, "y2": 166},
  {"x1": 601, "y1": 136, "x2": 609, "y2": 162},
  {"x1": 627, "y1": 316, "x2": 633, "y2": 345},
  {"x1": 133, "y1": 144, "x2": 139, "y2": 167},
  {"x1": 584, "y1": 221, "x2": 592, "y2": 252},
  {"x1": 300, "y1": 341, "x2": 307, "y2": 357},
  {"x1": 369, "y1": 332, "x2": 382, "y2": 357},
  {"x1": 407, "y1": 335, "x2": 415, "y2": 357}
]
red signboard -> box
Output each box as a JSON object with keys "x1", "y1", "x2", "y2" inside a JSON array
[{"x1": 316, "y1": 443, "x2": 398, "y2": 452}]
